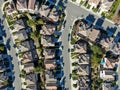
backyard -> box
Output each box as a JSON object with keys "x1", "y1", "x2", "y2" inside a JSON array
[{"x1": 90, "y1": 45, "x2": 104, "y2": 90}]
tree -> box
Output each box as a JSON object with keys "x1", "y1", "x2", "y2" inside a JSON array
[
  {"x1": 30, "y1": 32, "x2": 38, "y2": 41},
  {"x1": 27, "y1": 19, "x2": 37, "y2": 32},
  {"x1": 34, "y1": 67, "x2": 44, "y2": 74},
  {"x1": 37, "y1": 19, "x2": 44, "y2": 25},
  {"x1": 0, "y1": 45, "x2": 4, "y2": 51},
  {"x1": 73, "y1": 84, "x2": 77, "y2": 88}
]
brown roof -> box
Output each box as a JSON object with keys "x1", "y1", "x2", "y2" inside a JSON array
[
  {"x1": 41, "y1": 35, "x2": 55, "y2": 47},
  {"x1": 41, "y1": 25, "x2": 56, "y2": 35},
  {"x1": 43, "y1": 49, "x2": 56, "y2": 59},
  {"x1": 21, "y1": 52, "x2": 33, "y2": 64},
  {"x1": 88, "y1": 0, "x2": 100, "y2": 5},
  {"x1": 24, "y1": 63, "x2": 34, "y2": 73},
  {"x1": 45, "y1": 59, "x2": 56, "y2": 70},
  {"x1": 28, "y1": 0, "x2": 35, "y2": 10}
]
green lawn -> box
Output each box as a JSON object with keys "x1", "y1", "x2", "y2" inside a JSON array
[
  {"x1": 106, "y1": 0, "x2": 120, "y2": 19},
  {"x1": 90, "y1": 45, "x2": 103, "y2": 68}
]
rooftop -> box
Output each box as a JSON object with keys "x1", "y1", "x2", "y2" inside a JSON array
[
  {"x1": 21, "y1": 51, "x2": 33, "y2": 64},
  {"x1": 41, "y1": 35, "x2": 55, "y2": 47},
  {"x1": 24, "y1": 62, "x2": 34, "y2": 73},
  {"x1": 100, "y1": 70, "x2": 116, "y2": 82},
  {"x1": 40, "y1": 24, "x2": 56, "y2": 35},
  {"x1": 26, "y1": 73, "x2": 37, "y2": 90},
  {"x1": 45, "y1": 59, "x2": 56, "y2": 70},
  {"x1": 43, "y1": 49, "x2": 56, "y2": 59}
]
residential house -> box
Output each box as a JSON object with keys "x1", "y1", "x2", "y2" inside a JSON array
[
  {"x1": 78, "y1": 76, "x2": 90, "y2": 90},
  {"x1": 48, "y1": 8, "x2": 59, "y2": 22},
  {"x1": 39, "y1": 5, "x2": 59, "y2": 22},
  {"x1": 100, "y1": 70, "x2": 116, "y2": 82},
  {"x1": 45, "y1": 70, "x2": 57, "y2": 90},
  {"x1": 24, "y1": 62, "x2": 34, "y2": 73},
  {"x1": 16, "y1": 0, "x2": 28, "y2": 11},
  {"x1": 100, "y1": 37, "x2": 114, "y2": 49},
  {"x1": 21, "y1": 52, "x2": 33, "y2": 64},
  {"x1": 77, "y1": 64, "x2": 90, "y2": 76},
  {"x1": 74, "y1": 40, "x2": 87, "y2": 54},
  {"x1": 5, "y1": 2, "x2": 16, "y2": 15},
  {"x1": 28, "y1": 0, "x2": 35, "y2": 11},
  {"x1": 88, "y1": 0, "x2": 100, "y2": 9},
  {"x1": 13, "y1": 19, "x2": 25, "y2": 30},
  {"x1": 101, "y1": 57, "x2": 118, "y2": 69},
  {"x1": 0, "y1": 60, "x2": 5, "y2": 73},
  {"x1": 43, "y1": 49, "x2": 56, "y2": 59},
  {"x1": 39, "y1": 5, "x2": 50, "y2": 17},
  {"x1": 99, "y1": 0, "x2": 115, "y2": 13},
  {"x1": 25, "y1": 73, "x2": 37, "y2": 90},
  {"x1": 41, "y1": 35, "x2": 55, "y2": 47},
  {"x1": 13, "y1": 28, "x2": 28, "y2": 41},
  {"x1": 0, "y1": 72, "x2": 7, "y2": 90},
  {"x1": 45, "y1": 59, "x2": 56, "y2": 70},
  {"x1": 111, "y1": 43, "x2": 120, "y2": 55},
  {"x1": 78, "y1": 54, "x2": 90, "y2": 64},
  {"x1": 78, "y1": 28, "x2": 100, "y2": 43},
  {"x1": 18, "y1": 40, "x2": 31, "y2": 52},
  {"x1": 102, "y1": 83, "x2": 115, "y2": 90},
  {"x1": 40, "y1": 24, "x2": 56, "y2": 35}
]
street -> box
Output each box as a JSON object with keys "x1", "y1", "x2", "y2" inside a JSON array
[{"x1": 0, "y1": 1, "x2": 22, "y2": 90}]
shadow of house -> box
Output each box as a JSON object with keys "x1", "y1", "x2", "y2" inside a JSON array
[
  {"x1": 85, "y1": 14, "x2": 96, "y2": 26},
  {"x1": 94, "y1": 16, "x2": 105, "y2": 29},
  {"x1": 115, "y1": 32, "x2": 120, "y2": 42},
  {"x1": 106, "y1": 26, "x2": 117, "y2": 37}
]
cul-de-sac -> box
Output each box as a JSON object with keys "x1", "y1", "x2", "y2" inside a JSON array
[{"x1": 0, "y1": 0, "x2": 120, "y2": 90}]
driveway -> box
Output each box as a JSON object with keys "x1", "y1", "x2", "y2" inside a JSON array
[{"x1": 0, "y1": 1, "x2": 22, "y2": 90}]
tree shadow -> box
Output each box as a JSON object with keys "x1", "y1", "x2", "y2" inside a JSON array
[
  {"x1": 85, "y1": 14, "x2": 96, "y2": 26},
  {"x1": 106, "y1": 26, "x2": 117, "y2": 37},
  {"x1": 94, "y1": 16, "x2": 105, "y2": 30},
  {"x1": 6, "y1": 37, "x2": 11, "y2": 51}
]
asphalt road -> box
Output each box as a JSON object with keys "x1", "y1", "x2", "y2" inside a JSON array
[
  {"x1": 62, "y1": 1, "x2": 120, "y2": 90},
  {"x1": 0, "y1": 1, "x2": 22, "y2": 90}
]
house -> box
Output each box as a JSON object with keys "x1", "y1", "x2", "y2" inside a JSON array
[
  {"x1": 13, "y1": 29, "x2": 28, "y2": 41},
  {"x1": 109, "y1": 42, "x2": 120, "y2": 55},
  {"x1": 39, "y1": 5, "x2": 59, "y2": 22},
  {"x1": 25, "y1": 73, "x2": 37, "y2": 90},
  {"x1": 102, "y1": 83, "x2": 115, "y2": 90},
  {"x1": 78, "y1": 28, "x2": 100, "y2": 43},
  {"x1": 40, "y1": 24, "x2": 56, "y2": 35},
  {"x1": 74, "y1": 40, "x2": 87, "y2": 54},
  {"x1": 13, "y1": 19, "x2": 25, "y2": 30},
  {"x1": 0, "y1": 72, "x2": 7, "y2": 83},
  {"x1": 45, "y1": 70, "x2": 57, "y2": 90},
  {"x1": 48, "y1": 8, "x2": 59, "y2": 22},
  {"x1": 100, "y1": 37, "x2": 114, "y2": 49},
  {"x1": 0, "y1": 61, "x2": 5, "y2": 73},
  {"x1": 21, "y1": 52, "x2": 33, "y2": 64},
  {"x1": 18, "y1": 40, "x2": 31, "y2": 52},
  {"x1": 39, "y1": 5, "x2": 50, "y2": 17},
  {"x1": 78, "y1": 76, "x2": 90, "y2": 90},
  {"x1": 16, "y1": 0, "x2": 28, "y2": 11},
  {"x1": 78, "y1": 54, "x2": 90, "y2": 64},
  {"x1": 5, "y1": 2, "x2": 16, "y2": 15},
  {"x1": 45, "y1": 59, "x2": 56, "y2": 70},
  {"x1": 101, "y1": 57, "x2": 118, "y2": 69},
  {"x1": 88, "y1": 0, "x2": 100, "y2": 9},
  {"x1": 28, "y1": 0, "x2": 35, "y2": 10},
  {"x1": 99, "y1": 0, "x2": 115, "y2": 13},
  {"x1": 43, "y1": 49, "x2": 56, "y2": 59},
  {"x1": 41, "y1": 35, "x2": 55, "y2": 47},
  {"x1": 24, "y1": 63, "x2": 34, "y2": 73},
  {"x1": 77, "y1": 64, "x2": 90, "y2": 76},
  {"x1": 100, "y1": 70, "x2": 116, "y2": 82}
]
